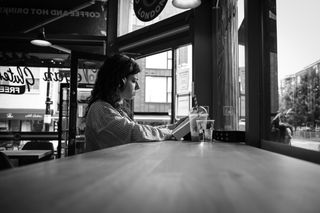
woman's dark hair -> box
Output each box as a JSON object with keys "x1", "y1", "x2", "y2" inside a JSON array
[{"x1": 86, "y1": 54, "x2": 141, "y2": 115}]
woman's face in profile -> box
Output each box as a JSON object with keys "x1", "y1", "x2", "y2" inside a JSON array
[{"x1": 119, "y1": 74, "x2": 140, "y2": 100}]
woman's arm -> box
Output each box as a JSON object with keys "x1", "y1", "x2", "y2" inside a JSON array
[{"x1": 86, "y1": 101, "x2": 173, "y2": 150}]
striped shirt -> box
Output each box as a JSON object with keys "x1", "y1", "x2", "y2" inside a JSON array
[{"x1": 85, "y1": 100, "x2": 172, "y2": 152}]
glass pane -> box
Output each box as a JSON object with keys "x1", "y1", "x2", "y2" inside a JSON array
[
  {"x1": 146, "y1": 51, "x2": 169, "y2": 69},
  {"x1": 175, "y1": 44, "x2": 192, "y2": 118},
  {"x1": 145, "y1": 76, "x2": 168, "y2": 103},
  {"x1": 167, "y1": 77, "x2": 172, "y2": 103},
  {"x1": 118, "y1": 0, "x2": 187, "y2": 37},
  {"x1": 238, "y1": 0, "x2": 245, "y2": 130},
  {"x1": 274, "y1": 0, "x2": 320, "y2": 151},
  {"x1": 0, "y1": 66, "x2": 61, "y2": 132},
  {"x1": 134, "y1": 50, "x2": 172, "y2": 125},
  {"x1": 0, "y1": 66, "x2": 69, "y2": 152},
  {"x1": 0, "y1": 58, "x2": 102, "y2": 155}
]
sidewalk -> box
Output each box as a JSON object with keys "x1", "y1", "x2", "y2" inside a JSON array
[{"x1": 291, "y1": 137, "x2": 320, "y2": 151}]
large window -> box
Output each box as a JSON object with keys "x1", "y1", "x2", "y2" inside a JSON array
[
  {"x1": 270, "y1": 0, "x2": 320, "y2": 152},
  {"x1": 0, "y1": 66, "x2": 61, "y2": 151}
]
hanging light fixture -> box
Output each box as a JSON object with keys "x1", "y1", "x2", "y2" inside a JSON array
[
  {"x1": 30, "y1": 27, "x2": 52, "y2": 47},
  {"x1": 172, "y1": 0, "x2": 201, "y2": 9}
]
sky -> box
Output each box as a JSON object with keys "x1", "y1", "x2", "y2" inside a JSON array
[
  {"x1": 277, "y1": 0, "x2": 320, "y2": 78},
  {"x1": 238, "y1": 0, "x2": 245, "y2": 68},
  {"x1": 237, "y1": 0, "x2": 320, "y2": 79}
]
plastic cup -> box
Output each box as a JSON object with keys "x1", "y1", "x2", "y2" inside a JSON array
[
  {"x1": 196, "y1": 120, "x2": 215, "y2": 142},
  {"x1": 189, "y1": 112, "x2": 208, "y2": 141}
]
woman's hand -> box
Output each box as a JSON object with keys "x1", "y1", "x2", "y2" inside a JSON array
[{"x1": 158, "y1": 116, "x2": 189, "y2": 130}]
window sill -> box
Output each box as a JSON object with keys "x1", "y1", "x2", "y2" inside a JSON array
[{"x1": 261, "y1": 140, "x2": 320, "y2": 165}]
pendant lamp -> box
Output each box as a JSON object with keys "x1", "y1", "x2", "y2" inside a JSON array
[
  {"x1": 172, "y1": 0, "x2": 201, "y2": 9},
  {"x1": 30, "y1": 28, "x2": 52, "y2": 47}
]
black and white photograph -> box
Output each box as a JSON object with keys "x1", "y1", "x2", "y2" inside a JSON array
[{"x1": 1, "y1": 0, "x2": 320, "y2": 213}]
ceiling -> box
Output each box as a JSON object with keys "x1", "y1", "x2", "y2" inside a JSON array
[{"x1": 0, "y1": 0, "x2": 108, "y2": 67}]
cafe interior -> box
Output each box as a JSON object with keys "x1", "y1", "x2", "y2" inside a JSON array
[{"x1": 1, "y1": 0, "x2": 320, "y2": 212}]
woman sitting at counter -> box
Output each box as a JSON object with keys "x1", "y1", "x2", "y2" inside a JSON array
[{"x1": 85, "y1": 54, "x2": 177, "y2": 151}]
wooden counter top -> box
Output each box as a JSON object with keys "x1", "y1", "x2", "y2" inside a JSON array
[{"x1": 1, "y1": 141, "x2": 320, "y2": 213}]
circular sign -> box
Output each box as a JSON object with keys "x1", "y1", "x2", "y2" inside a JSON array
[{"x1": 134, "y1": 0, "x2": 168, "y2": 22}]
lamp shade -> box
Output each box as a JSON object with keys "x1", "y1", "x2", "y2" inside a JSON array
[
  {"x1": 30, "y1": 28, "x2": 52, "y2": 47},
  {"x1": 172, "y1": 0, "x2": 201, "y2": 9},
  {"x1": 30, "y1": 39, "x2": 52, "y2": 47}
]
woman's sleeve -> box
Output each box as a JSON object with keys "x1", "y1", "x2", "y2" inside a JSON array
[{"x1": 94, "y1": 104, "x2": 172, "y2": 145}]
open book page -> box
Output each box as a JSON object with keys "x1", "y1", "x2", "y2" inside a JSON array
[{"x1": 172, "y1": 117, "x2": 190, "y2": 140}]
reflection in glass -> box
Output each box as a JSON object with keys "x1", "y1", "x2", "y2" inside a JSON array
[{"x1": 274, "y1": 0, "x2": 320, "y2": 152}]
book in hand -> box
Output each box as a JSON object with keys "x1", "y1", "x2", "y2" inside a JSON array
[{"x1": 172, "y1": 117, "x2": 190, "y2": 140}]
